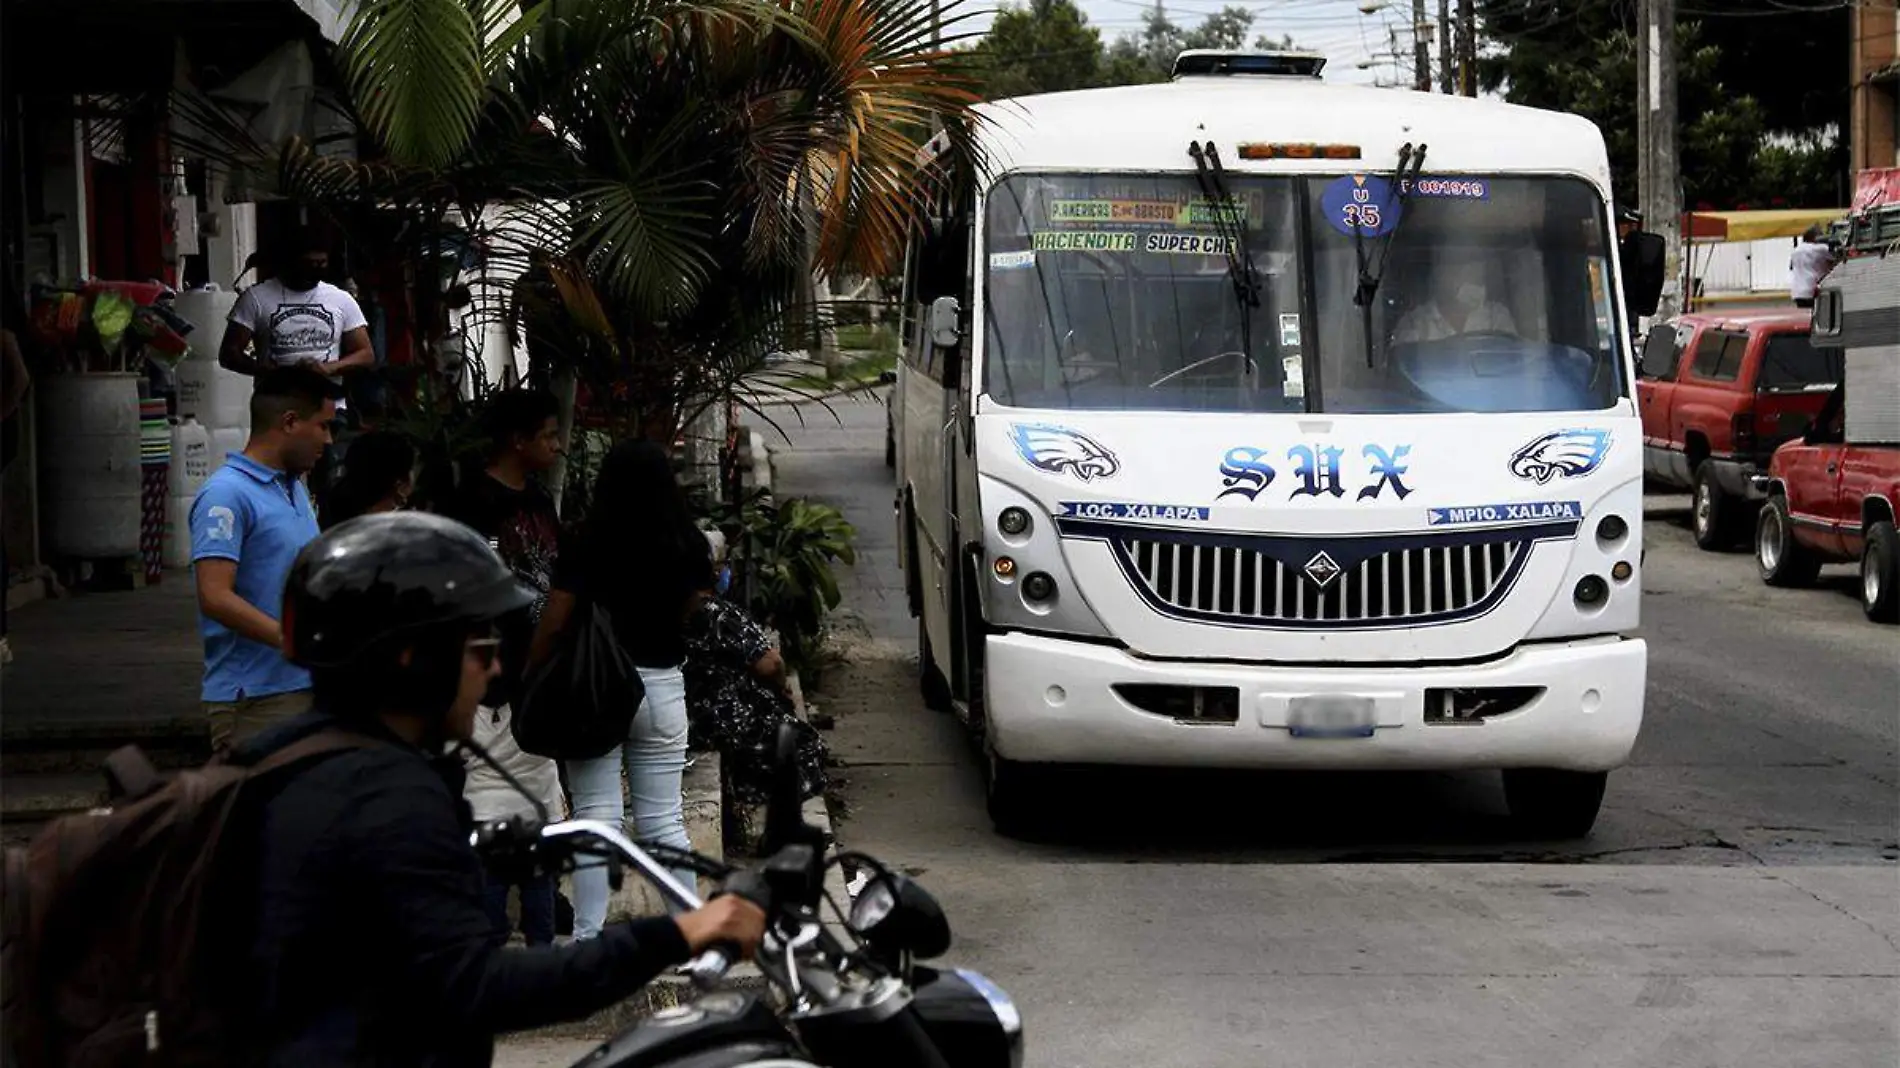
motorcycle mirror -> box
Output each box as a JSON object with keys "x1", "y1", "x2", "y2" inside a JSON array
[
  {"x1": 761, "y1": 722, "x2": 824, "y2": 857},
  {"x1": 848, "y1": 871, "x2": 952, "y2": 961}
]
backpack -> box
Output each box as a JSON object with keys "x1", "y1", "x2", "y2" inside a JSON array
[
  {"x1": 512, "y1": 598, "x2": 644, "y2": 760},
  {"x1": 0, "y1": 730, "x2": 367, "y2": 1068}
]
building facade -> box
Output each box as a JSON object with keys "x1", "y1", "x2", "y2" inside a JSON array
[{"x1": 1852, "y1": 0, "x2": 1900, "y2": 172}]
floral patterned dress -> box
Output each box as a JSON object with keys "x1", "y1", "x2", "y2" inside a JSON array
[{"x1": 682, "y1": 597, "x2": 829, "y2": 807}]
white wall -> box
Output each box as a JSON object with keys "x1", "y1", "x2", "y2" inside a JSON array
[{"x1": 1685, "y1": 237, "x2": 1797, "y2": 296}]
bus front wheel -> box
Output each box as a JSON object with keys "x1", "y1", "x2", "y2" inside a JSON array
[
  {"x1": 1503, "y1": 768, "x2": 1607, "y2": 839},
  {"x1": 984, "y1": 741, "x2": 1048, "y2": 839}
]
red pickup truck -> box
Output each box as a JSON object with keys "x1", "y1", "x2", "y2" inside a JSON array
[
  {"x1": 1637, "y1": 310, "x2": 1843, "y2": 550},
  {"x1": 1754, "y1": 386, "x2": 1900, "y2": 623}
]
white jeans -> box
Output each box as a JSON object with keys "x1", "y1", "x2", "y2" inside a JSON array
[{"x1": 564, "y1": 664, "x2": 694, "y2": 940}]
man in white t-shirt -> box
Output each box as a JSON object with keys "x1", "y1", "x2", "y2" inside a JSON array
[
  {"x1": 219, "y1": 229, "x2": 374, "y2": 388},
  {"x1": 1789, "y1": 225, "x2": 1838, "y2": 309}
]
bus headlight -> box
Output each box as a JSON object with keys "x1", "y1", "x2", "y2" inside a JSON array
[
  {"x1": 1022, "y1": 572, "x2": 1057, "y2": 603},
  {"x1": 977, "y1": 477, "x2": 1111, "y2": 639},
  {"x1": 1574, "y1": 574, "x2": 1609, "y2": 608}
]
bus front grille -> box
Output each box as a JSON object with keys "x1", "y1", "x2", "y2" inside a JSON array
[{"x1": 1111, "y1": 536, "x2": 1532, "y2": 628}]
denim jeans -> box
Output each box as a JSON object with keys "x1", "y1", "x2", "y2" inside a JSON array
[
  {"x1": 565, "y1": 664, "x2": 694, "y2": 940},
  {"x1": 482, "y1": 873, "x2": 556, "y2": 947}
]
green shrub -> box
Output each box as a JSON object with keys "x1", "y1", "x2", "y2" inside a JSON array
[{"x1": 718, "y1": 489, "x2": 857, "y2": 679}]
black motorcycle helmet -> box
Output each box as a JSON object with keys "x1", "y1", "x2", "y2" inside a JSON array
[{"x1": 283, "y1": 512, "x2": 535, "y2": 713}]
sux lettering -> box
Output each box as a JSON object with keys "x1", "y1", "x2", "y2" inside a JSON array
[
  {"x1": 1509, "y1": 429, "x2": 1611, "y2": 484},
  {"x1": 1218, "y1": 447, "x2": 1278, "y2": 501},
  {"x1": 1218, "y1": 443, "x2": 1414, "y2": 503},
  {"x1": 1359, "y1": 444, "x2": 1414, "y2": 501},
  {"x1": 1288, "y1": 445, "x2": 1345, "y2": 498}
]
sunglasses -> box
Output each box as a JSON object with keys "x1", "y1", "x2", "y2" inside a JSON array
[{"x1": 465, "y1": 637, "x2": 503, "y2": 669}]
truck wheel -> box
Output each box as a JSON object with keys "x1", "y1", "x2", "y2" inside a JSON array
[
  {"x1": 1757, "y1": 495, "x2": 1822, "y2": 588},
  {"x1": 918, "y1": 617, "x2": 953, "y2": 711},
  {"x1": 1860, "y1": 521, "x2": 1900, "y2": 624},
  {"x1": 884, "y1": 412, "x2": 895, "y2": 469},
  {"x1": 1692, "y1": 463, "x2": 1740, "y2": 551},
  {"x1": 984, "y1": 741, "x2": 1048, "y2": 840},
  {"x1": 1502, "y1": 769, "x2": 1607, "y2": 839}
]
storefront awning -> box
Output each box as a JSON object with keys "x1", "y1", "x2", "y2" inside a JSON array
[
  {"x1": 1684, "y1": 208, "x2": 1846, "y2": 243},
  {"x1": 3, "y1": 0, "x2": 345, "y2": 94}
]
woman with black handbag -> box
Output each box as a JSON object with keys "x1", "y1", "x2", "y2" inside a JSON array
[{"x1": 528, "y1": 440, "x2": 714, "y2": 940}]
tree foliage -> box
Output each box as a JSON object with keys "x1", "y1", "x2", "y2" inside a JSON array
[
  {"x1": 186, "y1": 0, "x2": 985, "y2": 443},
  {"x1": 1476, "y1": 0, "x2": 1847, "y2": 210},
  {"x1": 968, "y1": 0, "x2": 1299, "y2": 99}
]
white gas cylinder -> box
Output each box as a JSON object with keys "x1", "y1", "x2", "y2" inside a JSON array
[
  {"x1": 164, "y1": 494, "x2": 197, "y2": 570},
  {"x1": 168, "y1": 417, "x2": 214, "y2": 497},
  {"x1": 172, "y1": 285, "x2": 253, "y2": 429},
  {"x1": 212, "y1": 427, "x2": 247, "y2": 464}
]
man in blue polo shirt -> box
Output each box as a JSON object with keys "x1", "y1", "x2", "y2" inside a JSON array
[{"x1": 190, "y1": 367, "x2": 340, "y2": 752}]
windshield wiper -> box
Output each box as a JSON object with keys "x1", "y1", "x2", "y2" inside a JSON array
[
  {"x1": 1189, "y1": 141, "x2": 1261, "y2": 384},
  {"x1": 1352, "y1": 142, "x2": 1428, "y2": 368}
]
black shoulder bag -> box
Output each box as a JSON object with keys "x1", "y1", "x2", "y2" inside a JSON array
[{"x1": 512, "y1": 599, "x2": 645, "y2": 760}]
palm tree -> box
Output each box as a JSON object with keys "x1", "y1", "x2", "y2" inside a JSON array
[{"x1": 320, "y1": 0, "x2": 985, "y2": 447}]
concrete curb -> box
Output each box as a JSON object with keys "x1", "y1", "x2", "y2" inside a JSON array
[
  {"x1": 750, "y1": 429, "x2": 852, "y2": 912},
  {"x1": 787, "y1": 670, "x2": 855, "y2": 916}
]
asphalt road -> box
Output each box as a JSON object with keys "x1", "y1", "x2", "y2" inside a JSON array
[{"x1": 765, "y1": 391, "x2": 1900, "y2": 1068}]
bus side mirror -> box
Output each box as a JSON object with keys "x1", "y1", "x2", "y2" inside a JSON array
[
  {"x1": 929, "y1": 296, "x2": 962, "y2": 349},
  {"x1": 915, "y1": 214, "x2": 970, "y2": 304},
  {"x1": 1622, "y1": 231, "x2": 1666, "y2": 318}
]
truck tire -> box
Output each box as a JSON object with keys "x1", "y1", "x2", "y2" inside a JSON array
[
  {"x1": 884, "y1": 410, "x2": 896, "y2": 469},
  {"x1": 1860, "y1": 520, "x2": 1899, "y2": 624},
  {"x1": 1757, "y1": 495, "x2": 1822, "y2": 588},
  {"x1": 1502, "y1": 768, "x2": 1607, "y2": 839},
  {"x1": 1692, "y1": 462, "x2": 1742, "y2": 551}
]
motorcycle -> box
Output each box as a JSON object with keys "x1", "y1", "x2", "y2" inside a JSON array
[{"x1": 469, "y1": 725, "x2": 1024, "y2": 1068}]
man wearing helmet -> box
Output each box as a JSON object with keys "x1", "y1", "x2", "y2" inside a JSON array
[{"x1": 224, "y1": 512, "x2": 766, "y2": 1066}]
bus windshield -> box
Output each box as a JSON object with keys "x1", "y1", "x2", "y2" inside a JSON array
[{"x1": 981, "y1": 172, "x2": 1626, "y2": 415}]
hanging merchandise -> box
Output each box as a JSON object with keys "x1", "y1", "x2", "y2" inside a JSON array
[
  {"x1": 90, "y1": 291, "x2": 136, "y2": 355},
  {"x1": 132, "y1": 304, "x2": 194, "y2": 368},
  {"x1": 29, "y1": 286, "x2": 84, "y2": 352},
  {"x1": 139, "y1": 399, "x2": 171, "y2": 468},
  {"x1": 139, "y1": 399, "x2": 171, "y2": 582}
]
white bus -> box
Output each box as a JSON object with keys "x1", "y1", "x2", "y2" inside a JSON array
[{"x1": 891, "y1": 51, "x2": 1666, "y2": 838}]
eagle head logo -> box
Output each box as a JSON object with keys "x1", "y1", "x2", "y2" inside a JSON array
[
  {"x1": 1509, "y1": 429, "x2": 1611, "y2": 485},
  {"x1": 1009, "y1": 424, "x2": 1121, "y2": 483}
]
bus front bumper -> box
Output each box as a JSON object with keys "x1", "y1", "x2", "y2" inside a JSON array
[{"x1": 984, "y1": 633, "x2": 1645, "y2": 773}]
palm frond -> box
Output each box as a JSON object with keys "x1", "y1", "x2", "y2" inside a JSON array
[{"x1": 340, "y1": 0, "x2": 486, "y2": 169}]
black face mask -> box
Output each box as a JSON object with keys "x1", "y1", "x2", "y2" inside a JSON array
[{"x1": 281, "y1": 266, "x2": 322, "y2": 290}]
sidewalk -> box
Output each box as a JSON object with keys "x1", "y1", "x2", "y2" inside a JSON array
[{"x1": 1, "y1": 573, "x2": 204, "y2": 743}]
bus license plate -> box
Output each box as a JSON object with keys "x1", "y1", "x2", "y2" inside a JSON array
[{"x1": 1287, "y1": 696, "x2": 1376, "y2": 739}]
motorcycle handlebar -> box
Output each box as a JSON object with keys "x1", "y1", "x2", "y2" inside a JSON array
[{"x1": 472, "y1": 818, "x2": 809, "y2": 998}]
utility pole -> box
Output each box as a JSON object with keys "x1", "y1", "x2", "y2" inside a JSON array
[
  {"x1": 1438, "y1": 0, "x2": 1453, "y2": 93},
  {"x1": 1457, "y1": 0, "x2": 1476, "y2": 96},
  {"x1": 1638, "y1": 0, "x2": 1682, "y2": 321},
  {"x1": 1412, "y1": 0, "x2": 1432, "y2": 92},
  {"x1": 929, "y1": 0, "x2": 941, "y2": 47}
]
